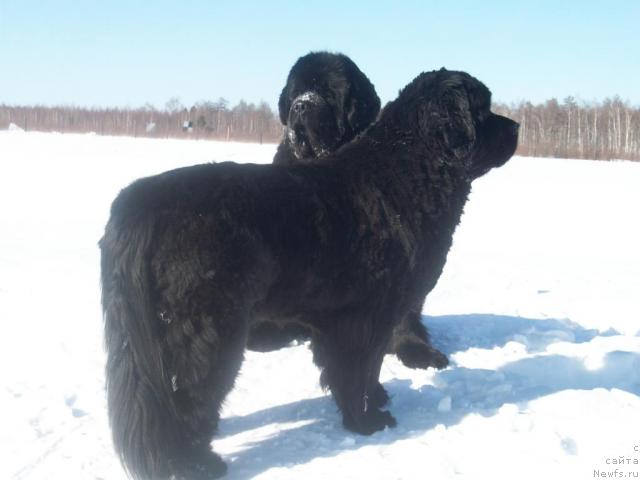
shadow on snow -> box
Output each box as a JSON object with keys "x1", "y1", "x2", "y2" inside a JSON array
[{"x1": 217, "y1": 313, "x2": 638, "y2": 478}]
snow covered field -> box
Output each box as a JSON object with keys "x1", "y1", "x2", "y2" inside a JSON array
[{"x1": 1, "y1": 131, "x2": 638, "y2": 480}]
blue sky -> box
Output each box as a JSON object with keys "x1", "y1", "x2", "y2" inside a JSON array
[{"x1": 0, "y1": 0, "x2": 638, "y2": 109}]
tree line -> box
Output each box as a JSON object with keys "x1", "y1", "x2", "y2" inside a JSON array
[
  {"x1": 494, "y1": 97, "x2": 640, "y2": 161},
  {"x1": 0, "y1": 97, "x2": 283, "y2": 143},
  {"x1": 1, "y1": 96, "x2": 639, "y2": 160}
]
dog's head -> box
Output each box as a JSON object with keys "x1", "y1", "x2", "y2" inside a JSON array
[
  {"x1": 393, "y1": 69, "x2": 519, "y2": 180},
  {"x1": 278, "y1": 51, "x2": 381, "y2": 161}
]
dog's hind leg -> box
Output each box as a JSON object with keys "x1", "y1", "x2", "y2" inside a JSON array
[
  {"x1": 157, "y1": 278, "x2": 250, "y2": 480},
  {"x1": 102, "y1": 220, "x2": 248, "y2": 479},
  {"x1": 150, "y1": 209, "x2": 277, "y2": 479}
]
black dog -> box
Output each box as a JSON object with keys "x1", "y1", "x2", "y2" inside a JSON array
[
  {"x1": 273, "y1": 51, "x2": 380, "y2": 165},
  {"x1": 249, "y1": 51, "x2": 448, "y2": 371},
  {"x1": 100, "y1": 69, "x2": 518, "y2": 479},
  {"x1": 247, "y1": 51, "x2": 380, "y2": 353}
]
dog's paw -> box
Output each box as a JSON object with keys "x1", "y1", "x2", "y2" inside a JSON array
[
  {"x1": 395, "y1": 340, "x2": 449, "y2": 370},
  {"x1": 430, "y1": 348, "x2": 450, "y2": 369},
  {"x1": 343, "y1": 409, "x2": 397, "y2": 435}
]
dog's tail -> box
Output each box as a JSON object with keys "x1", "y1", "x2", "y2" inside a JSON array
[{"x1": 100, "y1": 210, "x2": 177, "y2": 480}]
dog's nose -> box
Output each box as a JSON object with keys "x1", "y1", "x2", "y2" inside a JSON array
[
  {"x1": 292, "y1": 100, "x2": 309, "y2": 115},
  {"x1": 512, "y1": 122, "x2": 520, "y2": 134}
]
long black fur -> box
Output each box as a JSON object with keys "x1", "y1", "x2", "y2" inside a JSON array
[
  {"x1": 101, "y1": 69, "x2": 518, "y2": 479},
  {"x1": 249, "y1": 51, "x2": 449, "y2": 371}
]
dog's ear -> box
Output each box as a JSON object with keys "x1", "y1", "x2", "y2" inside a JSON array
[
  {"x1": 346, "y1": 83, "x2": 381, "y2": 136},
  {"x1": 418, "y1": 80, "x2": 476, "y2": 158},
  {"x1": 278, "y1": 85, "x2": 291, "y2": 125}
]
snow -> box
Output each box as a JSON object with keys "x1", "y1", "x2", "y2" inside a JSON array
[
  {"x1": 293, "y1": 91, "x2": 323, "y2": 105},
  {"x1": 0, "y1": 131, "x2": 638, "y2": 480},
  {"x1": 6, "y1": 122, "x2": 24, "y2": 132}
]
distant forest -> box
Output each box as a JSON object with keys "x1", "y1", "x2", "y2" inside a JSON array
[
  {"x1": 494, "y1": 97, "x2": 639, "y2": 161},
  {"x1": 1, "y1": 96, "x2": 639, "y2": 161},
  {"x1": 0, "y1": 98, "x2": 283, "y2": 144}
]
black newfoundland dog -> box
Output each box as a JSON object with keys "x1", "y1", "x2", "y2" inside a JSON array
[
  {"x1": 248, "y1": 51, "x2": 448, "y2": 372},
  {"x1": 101, "y1": 69, "x2": 518, "y2": 479},
  {"x1": 272, "y1": 51, "x2": 380, "y2": 165},
  {"x1": 247, "y1": 51, "x2": 380, "y2": 352}
]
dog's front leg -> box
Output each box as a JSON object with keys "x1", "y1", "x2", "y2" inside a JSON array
[{"x1": 315, "y1": 327, "x2": 397, "y2": 435}]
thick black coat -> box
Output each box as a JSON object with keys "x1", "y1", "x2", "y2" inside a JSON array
[
  {"x1": 249, "y1": 51, "x2": 381, "y2": 353},
  {"x1": 100, "y1": 69, "x2": 518, "y2": 480},
  {"x1": 251, "y1": 52, "x2": 447, "y2": 371}
]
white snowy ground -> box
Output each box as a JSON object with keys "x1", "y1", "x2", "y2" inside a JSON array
[{"x1": 1, "y1": 131, "x2": 639, "y2": 480}]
